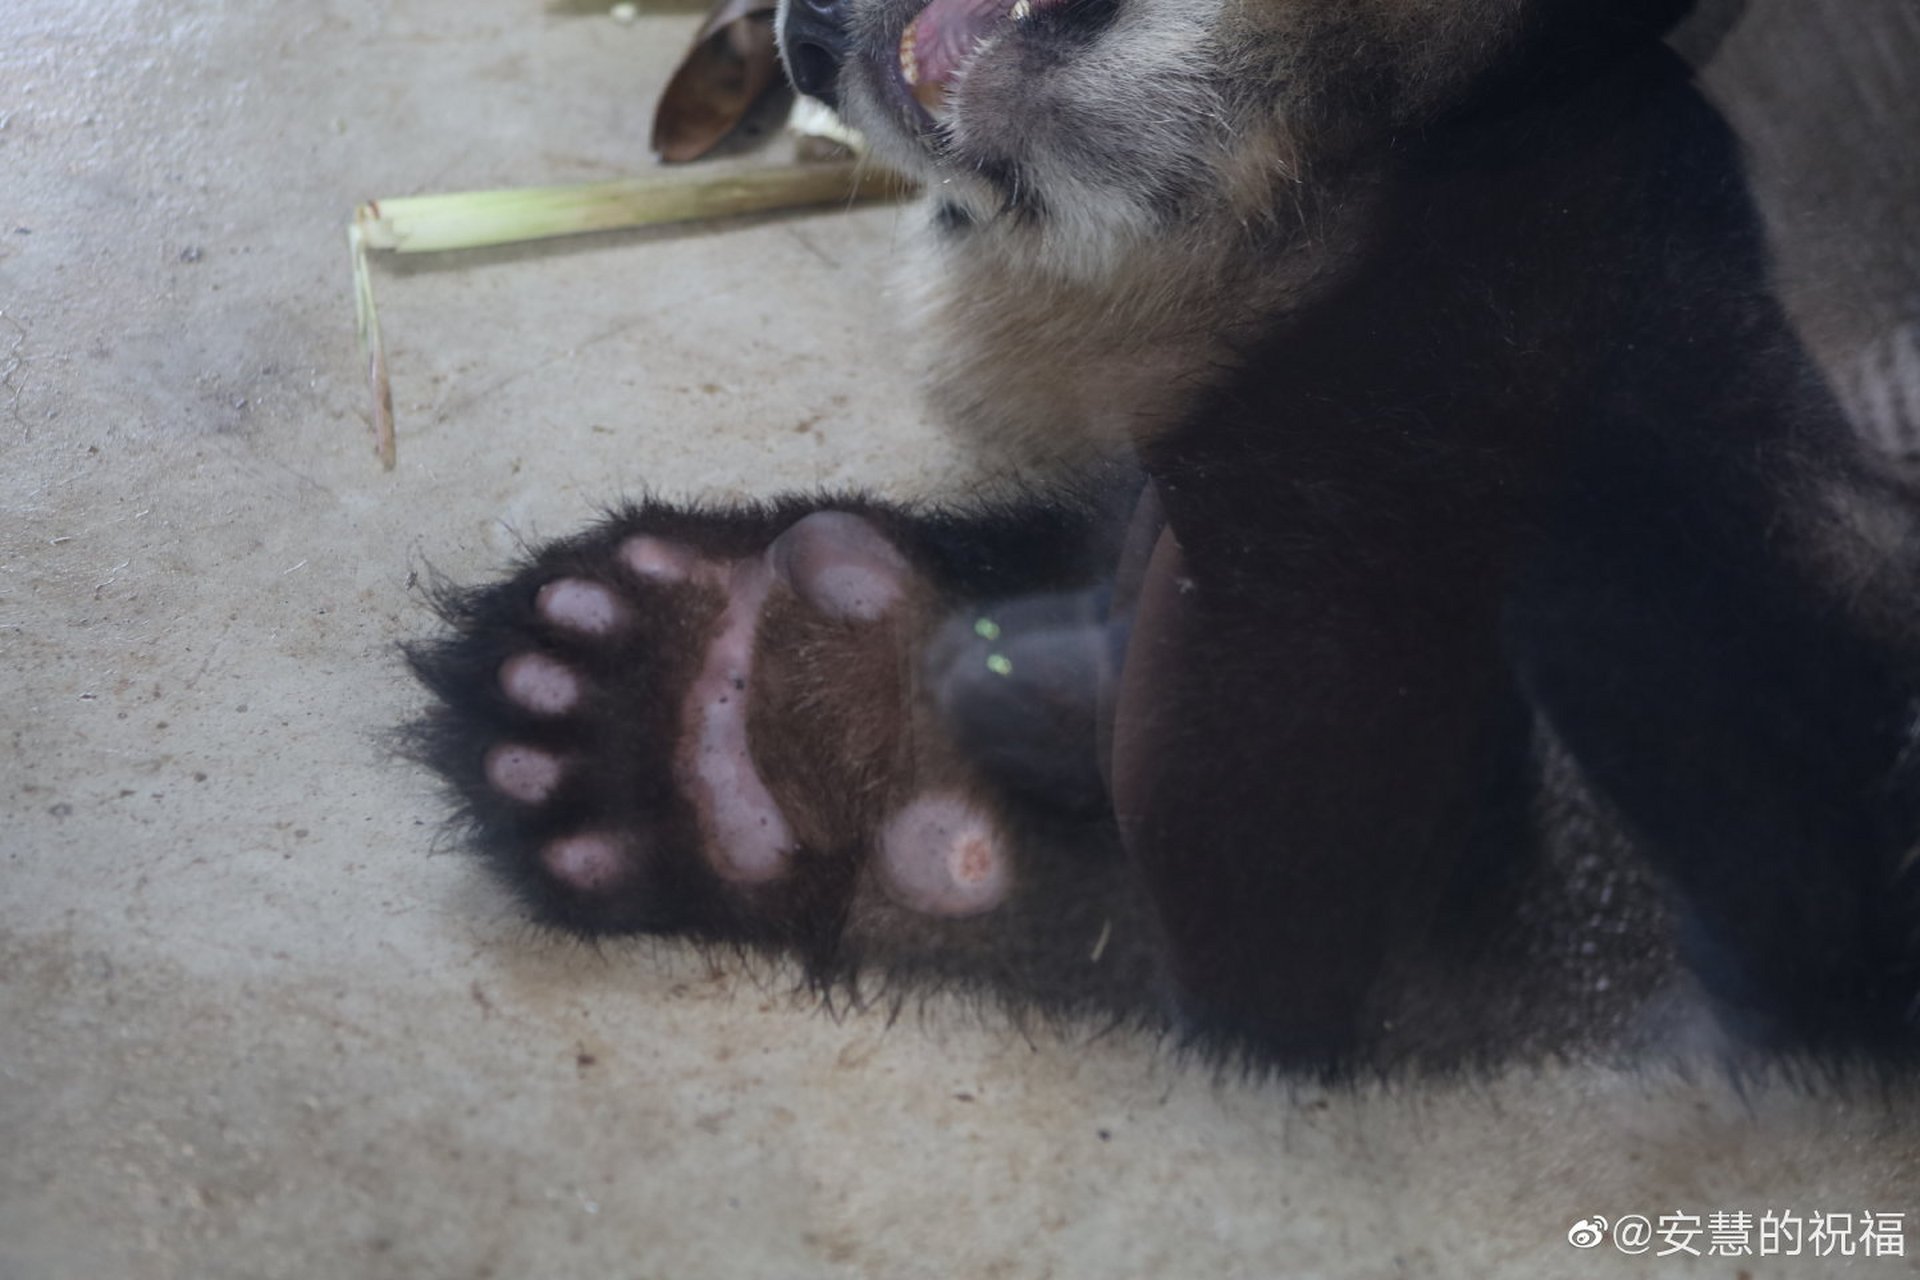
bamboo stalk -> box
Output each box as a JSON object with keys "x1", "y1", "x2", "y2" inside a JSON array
[
  {"x1": 348, "y1": 159, "x2": 910, "y2": 469},
  {"x1": 356, "y1": 160, "x2": 903, "y2": 254}
]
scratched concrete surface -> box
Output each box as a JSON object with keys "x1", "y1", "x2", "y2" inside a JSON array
[{"x1": 2, "y1": 2, "x2": 1916, "y2": 1278}]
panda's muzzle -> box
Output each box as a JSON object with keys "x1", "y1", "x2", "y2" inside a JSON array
[{"x1": 778, "y1": 0, "x2": 853, "y2": 107}]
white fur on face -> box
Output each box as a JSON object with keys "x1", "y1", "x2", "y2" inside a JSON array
[
  {"x1": 785, "y1": 0, "x2": 1526, "y2": 458},
  {"x1": 827, "y1": 0, "x2": 1236, "y2": 283},
  {"x1": 817, "y1": 0, "x2": 1528, "y2": 280}
]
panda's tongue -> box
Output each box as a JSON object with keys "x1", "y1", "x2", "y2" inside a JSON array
[{"x1": 899, "y1": 0, "x2": 1019, "y2": 101}]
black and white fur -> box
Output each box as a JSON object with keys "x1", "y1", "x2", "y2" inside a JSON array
[{"x1": 407, "y1": 0, "x2": 1920, "y2": 1075}]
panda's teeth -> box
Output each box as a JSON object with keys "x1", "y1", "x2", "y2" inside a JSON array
[
  {"x1": 1010, "y1": 0, "x2": 1031, "y2": 18},
  {"x1": 900, "y1": 21, "x2": 920, "y2": 85}
]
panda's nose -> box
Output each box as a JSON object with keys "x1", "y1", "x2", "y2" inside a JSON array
[{"x1": 778, "y1": 0, "x2": 851, "y2": 107}]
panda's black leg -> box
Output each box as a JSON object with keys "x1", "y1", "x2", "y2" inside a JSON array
[{"x1": 1512, "y1": 448, "x2": 1920, "y2": 1059}]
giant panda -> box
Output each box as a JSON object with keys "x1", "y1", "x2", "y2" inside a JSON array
[{"x1": 407, "y1": 0, "x2": 1920, "y2": 1075}]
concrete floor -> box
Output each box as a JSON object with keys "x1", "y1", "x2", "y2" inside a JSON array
[{"x1": 3, "y1": 2, "x2": 1916, "y2": 1277}]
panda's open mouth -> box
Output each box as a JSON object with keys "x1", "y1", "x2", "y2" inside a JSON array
[{"x1": 891, "y1": 0, "x2": 1068, "y2": 122}]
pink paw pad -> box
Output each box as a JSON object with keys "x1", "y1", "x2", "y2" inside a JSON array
[
  {"x1": 682, "y1": 558, "x2": 796, "y2": 883},
  {"x1": 541, "y1": 832, "x2": 630, "y2": 892},
  {"x1": 536, "y1": 578, "x2": 625, "y2": 634},
  {"x1": 499, "y1": 653, "x2": 581, "y2": 716},
  {"x1": 877, "y1": 793, "x2": 1011, "y2": 916},
  {"x1": 768, "y1": 512, "x2": 909, "y2": 622},
  {"x1": 620, "y1": 535, "x2": 702, "y2": 585},
  {"x1": 484, "y1": 743, "x2": 564, "y2": 803}
]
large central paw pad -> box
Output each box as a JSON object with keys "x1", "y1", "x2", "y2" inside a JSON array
[{"x1": 419, "y1": 509, "x2": 1016, "y2": 942}]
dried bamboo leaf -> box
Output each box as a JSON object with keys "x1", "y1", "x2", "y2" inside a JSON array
[{"x1": 347, "y1": 221, "x2": 396, "y2": 469}]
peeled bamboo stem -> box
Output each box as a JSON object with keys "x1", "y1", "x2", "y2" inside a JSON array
[
  {"x1": 348, "y1": 160, "x2": 909, "y2": 469},
  {"x1": 355, "y1": 160, "x2": 903, "y2": 254}
]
